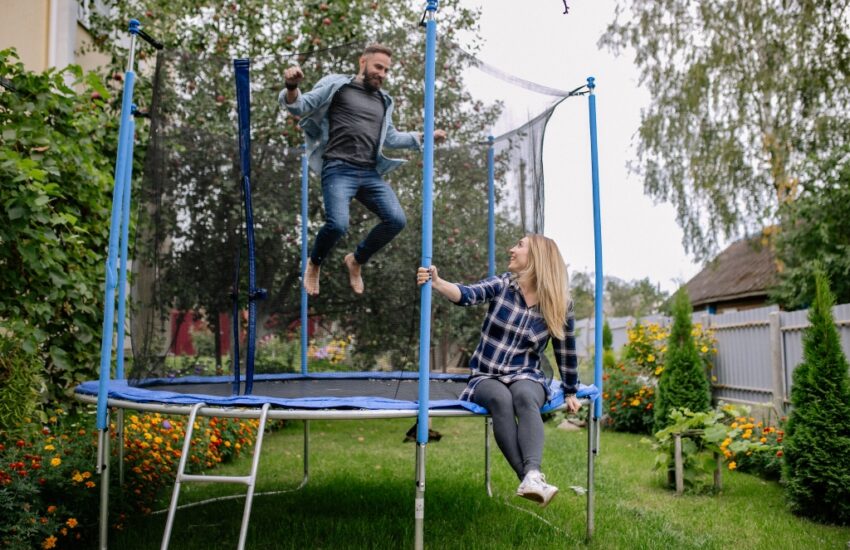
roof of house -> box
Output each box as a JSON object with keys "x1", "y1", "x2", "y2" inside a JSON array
[{"x1": 685, "y1": 237, "x2": 778, "y2": 307}]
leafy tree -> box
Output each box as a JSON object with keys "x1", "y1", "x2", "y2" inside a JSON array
[
  {"x1": 606, "y1": 276, "x2": 668, "y2": 318},
  {"x1": 570, "y1": 270, "x2": 595, "y2": 320},
  {"x1": 771, "y1": 147, "x2": 850, "y2": 309},
  {"x1": 600, "y1": 1, "x2": 850, "y2": 260},
  {"x1": 88, "y1": 1, "x2": 516, "y2": 371},
  {"x1": 0, "y1": 49, "x2": 117, "y2": 402},
  {"x1": 653, "y1": 288, "x2": 710, "y2": 431},
  {"x1": 782, "y1": 270, "x2": 850, "y2": 525}
]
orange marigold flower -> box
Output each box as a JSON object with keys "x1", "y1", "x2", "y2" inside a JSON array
[
  {"x1": 66, "y1": 518, "x2": 78, "y2": 528},
  {"x1": 728, "y1": 461, "x2": 737, "y2": 470},
  {"x1": 47, "y1": 505, "x2": 57, "y2": 514},
  {"x1": 42, "y1": 536, "x2": 58, "y2": 549}
]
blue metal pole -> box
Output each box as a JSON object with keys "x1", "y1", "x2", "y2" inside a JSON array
[
  {"x1": 487, "y1": 135, "x2": 495, "y2": 277},
  {"x1": 234, "y1": 58, "x2": 263, "y2": 395},
  {"x1": 417, "y1": 0, "x2": 438, "y2": 447},
  {"x1": 300, "y1": 144, "x2": 309, "y2": 375},
  {"x1": 95, "y1": 25, "x2": 138, "y2": 430},
  {"x1": 114, "y1": 111, "x2": 136, "y2": 380},
  {"x1": 587, "y1": 77, "x2": 603, "y2": 419},
  {"x1": 416, "y1": 9, "x2": 439, "y2": 548}
]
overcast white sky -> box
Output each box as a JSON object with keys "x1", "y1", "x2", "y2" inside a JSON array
[{"x1": 457, "y1": 0, "x2": 703, "y2": 292}]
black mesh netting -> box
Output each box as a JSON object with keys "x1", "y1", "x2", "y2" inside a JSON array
[{"x1": 126, "y1": 38, "x2": 582, "y2": 389}]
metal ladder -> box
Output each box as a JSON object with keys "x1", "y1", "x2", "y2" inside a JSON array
[{"x1": 161, "y1": 402, "x2": 271, "y2": 550}]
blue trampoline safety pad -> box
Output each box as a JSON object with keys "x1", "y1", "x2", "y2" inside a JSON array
[{"x1": 75, "y1": 372, "x2": 599, "y2": 414}]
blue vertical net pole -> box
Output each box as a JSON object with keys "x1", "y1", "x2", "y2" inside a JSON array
[
  {"x1": 416, "y1": 2, "x2": 439, "y2": 549},
  {"x1": 300, "y1": 144, "x2": 309, "y2": 375},
  {"x1": 487, "y1": 135, "x2": 495, "y2": 277},
  {"x1": 96, "y1": 22, "x2": 139, "y2": 433},
  {"x1": 587, "y1": 77, "x2": 603, "y2": 422},
  {"x1": 114, "y1": 109, "x2": 136, "y2": 381},
  {"x1": 234, "y1": 58, "x2": 263, "y2": 395}
]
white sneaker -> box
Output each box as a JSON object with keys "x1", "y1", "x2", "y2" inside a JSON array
[{"x1": 516, "y1": 470, "x2": 559, "y2": 507}]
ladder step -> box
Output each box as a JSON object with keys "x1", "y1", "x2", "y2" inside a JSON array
[{"x1": 179, "y1": 474, "x2": 252, "y2": 485}]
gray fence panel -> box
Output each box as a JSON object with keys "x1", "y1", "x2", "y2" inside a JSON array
[
  {"x1": 575, "y1": 303, "x2": 848, "y2": 411},
  {"x1": 709, "y1": 307, "x2": 776, "y2": 406}
]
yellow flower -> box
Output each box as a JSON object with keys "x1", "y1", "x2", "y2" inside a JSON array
[
  {"x1": 700, "y1": 346, "x2": 709, "y2": 353},
  {"x1": 630, "y1": 399, "x2": 641, "y2": 407},
  {"x1": 44, "y1": 444, "x2": 55, "y2": 451},
  {"x1": 728, "y1": 461, "x2": 737, "y2": 470},
  {"x1": 72, "y1": 472, "x2": 84, "y2": 483},
  {"x1": 654, "y1": 367, "x2": 664, "y2": 376},
  {"x1": 760, "y1": 437, "x2": 767, "y2": 444},
  {"x1": 50, "y1": 457, "x2": 62, "y2": 467},
  {"x1": 647, "y1": 354, "x2": 655, "y2": 363},
  {"x1": 66, "y1": 518, "x2": 78, "y2": 528},
  {"x1": 42, "y1": 536, "x2": 58, "y2": 549}
]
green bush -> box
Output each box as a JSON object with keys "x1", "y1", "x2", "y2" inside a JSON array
[
  {"x1": 602, "y1": 360, "x2": 655, "y2": 434},
  {"x1": 0, "y1": 48, "x2": 118, "y2": 405},
  {"x1": 783, "y1": 270, "x2": 850, "y2": 524},
  {"x1": 602, "y1": 320, "x2": 613, "y2": 351},
  {"x1": 653, "y1": 289, "x2": 711, "y2": 432},
  {"x1": 0, "y1": 336, "x2": 44, "y2": 434}
]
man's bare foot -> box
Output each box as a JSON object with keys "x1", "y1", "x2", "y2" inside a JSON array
[
  {"x1": 344, "y1": 253, "x2": 364, "y2": 294},
  {"x1": 304, "y1": 259, "x2": 320, "y2": 296}
]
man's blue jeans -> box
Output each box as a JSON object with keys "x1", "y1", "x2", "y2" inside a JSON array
[{"x1": 310, "y1": 159, "x2": 406, "y2": 266}]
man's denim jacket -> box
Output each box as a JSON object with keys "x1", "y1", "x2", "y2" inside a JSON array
[{"x1": 279, "y1": 74, "x2": 421, "y2": 176}]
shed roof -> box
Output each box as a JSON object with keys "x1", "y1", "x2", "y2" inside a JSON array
[{"x1": 685, "y1": 237, "x2": 778, "y2": 307}]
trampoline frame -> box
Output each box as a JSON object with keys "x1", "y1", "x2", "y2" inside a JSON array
[{"x1": 76, "y1": 393, "x2": 597, "y2": 549}]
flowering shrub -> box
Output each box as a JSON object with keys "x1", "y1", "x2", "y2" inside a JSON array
[
  {"x1": 1, "y1": 408, "x2": 259, "y2": 548},
  {"x1": 602, "y1": 321, "x2": 718, "y2": 435},
  {"x1": 1, "y1": 409, "x2": 99, "y2": 548},
  {"x1": 602, "y1": 362, "x2": 655, "y2": 434},
  {"x1": 622, "y1": 322, "x2": 717, "y2": 378},
  {"x1": 727, "y1": 412, "x2": 785, "y2": 481},
  {"x1": 648, "y1": 404, "x2": 769, "y2": 494},
  {"x1": 308, "y1": 336, "x2": 353, "y2": 369}
]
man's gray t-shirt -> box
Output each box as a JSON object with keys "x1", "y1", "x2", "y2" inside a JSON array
[{"x1": 323, "y1": 80, "x2": 386, "y2": 168}]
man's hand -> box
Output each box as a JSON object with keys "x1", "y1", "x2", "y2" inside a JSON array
[
  {"x1": 420, "y1": 129, "x2": 448, "y2": 144},
  {"x1": 565, "y1": 395, "x2": 582, "y2": 413},
  {"x1": 284, "y1": 66, "x2": 304, "y2": 88}
]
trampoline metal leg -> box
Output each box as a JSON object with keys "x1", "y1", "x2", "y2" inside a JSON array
[
  {"x1": 162, "y1": 402, "x2": 205, "y2": 550},
  {"x1": 302, "y1": 419, "x2": 310, "y2": 487},
  {"x1": 414, "y1": 443, "x2": 426, "y2": 550},
  {"x1": 484, "y1": 417, "x2": 492, "y2": 497},
  {"x1": 97, "y1": 418, "x2": 110, "y2": 550},
  {"x1": 117, "y1": 408, "x2": 125, "y2": 485},
  {"x1": 586, "y1": 414, "x2": 597, "y2": 541}
]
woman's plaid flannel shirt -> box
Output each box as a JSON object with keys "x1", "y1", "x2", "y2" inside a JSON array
[{"x1": 454, "y1": 273, "x2": 578, "y2": 402}]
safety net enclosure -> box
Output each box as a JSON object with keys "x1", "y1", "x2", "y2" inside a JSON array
[{"x1": 110, "y1": 35, "x2": 587, "y2": 398}]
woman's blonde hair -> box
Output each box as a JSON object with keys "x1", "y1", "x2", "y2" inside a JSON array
[{"x1": 519, "y1": 234, "x2": 570, "y2": 340}]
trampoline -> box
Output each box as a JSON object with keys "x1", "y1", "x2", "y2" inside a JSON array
[
  {"x1": 75, "y1": 372, "x2": 597, "y2": 416},
  {"x1": 79, "y1": 6, "x2": 606, "y2": 550}
]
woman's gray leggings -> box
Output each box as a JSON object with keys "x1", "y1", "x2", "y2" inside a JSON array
[{"x1": 472, "y1": 378, "x2": 546, "y2": 480}]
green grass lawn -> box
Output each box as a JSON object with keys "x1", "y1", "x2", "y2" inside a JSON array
[{"x1": 111, "y1": 417, "x2": 850, "y2": 549}]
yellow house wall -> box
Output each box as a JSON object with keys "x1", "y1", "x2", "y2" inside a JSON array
[{"x1": 0, "y1": 0, "x2": 50, "y2": 72}]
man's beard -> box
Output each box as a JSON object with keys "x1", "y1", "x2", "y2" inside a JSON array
[{"x1": 362, "y1": 70, "x2": 383, "y2": 91}]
